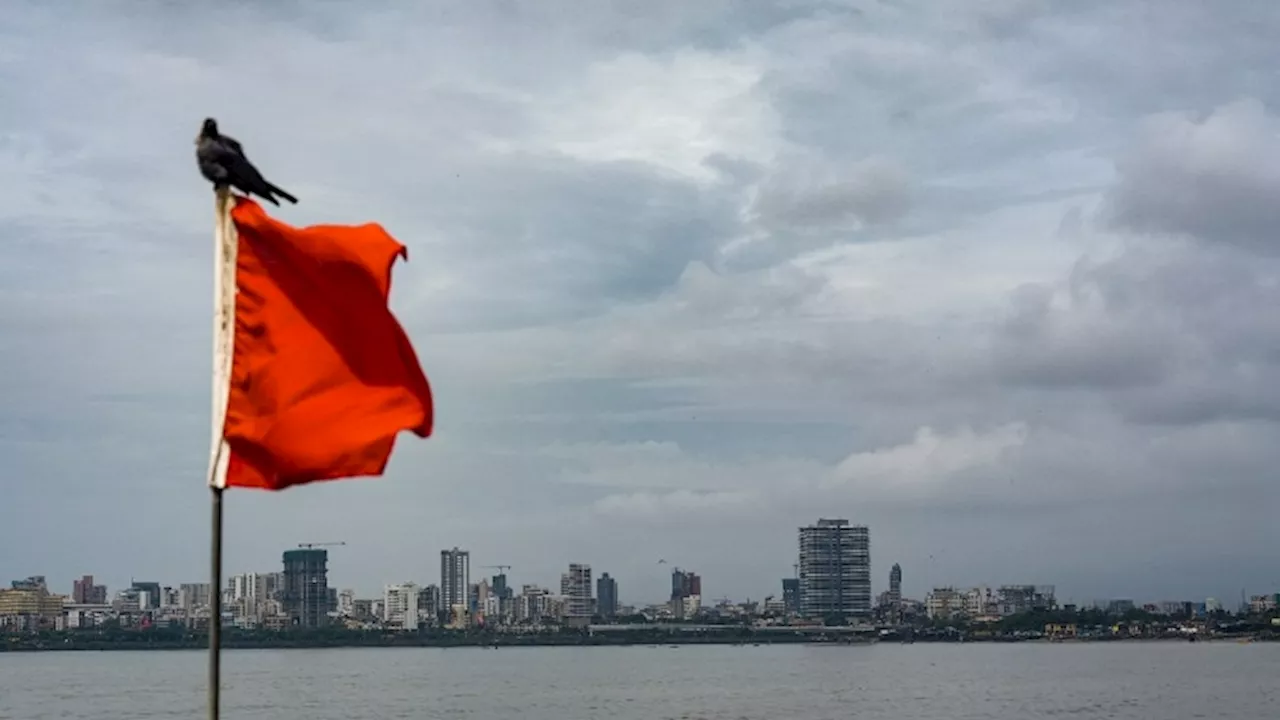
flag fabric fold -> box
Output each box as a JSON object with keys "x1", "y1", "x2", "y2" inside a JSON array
[{"x1": 220, "y1": 197, "x2": 433, "y2": 490}]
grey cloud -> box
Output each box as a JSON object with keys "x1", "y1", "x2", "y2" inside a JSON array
[
  {"x1": 987, "y1": 240, "x2": 1280, "y2": 424},
  {"x1": 4, "y1": 0, "x2": 1280, "y2": 605},
  {"x1": 990, "y1": 273, "x2": 1176, "y2": 390},
  {"x1": 751, "y1": 154, "x2": 911, "y2": 229},
  {"x1": 1104, "y1": 99, "x2": 1280, "y2": 252}
]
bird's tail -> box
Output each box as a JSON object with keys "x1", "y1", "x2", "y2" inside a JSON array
[{"x1": 268, "y1": 183, "x2": 298, "y2": 204}]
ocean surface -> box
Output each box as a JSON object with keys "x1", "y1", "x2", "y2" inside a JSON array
[{"x1": 1, "y1": 642, "x2": 1276, "y2": 719}]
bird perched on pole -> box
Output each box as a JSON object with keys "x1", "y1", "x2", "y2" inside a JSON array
[{"x1": 195, "y1": 118, "x2": 298, "y2": 206}]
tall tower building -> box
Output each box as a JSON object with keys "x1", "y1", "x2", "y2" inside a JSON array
[
  {"x1": 889, "y1": 563, "x2": 902, "y2": 604},
  {"x1": 670, "y1": 568, "x2": 702, "y2": 619},
  {"x1": 440, "y1": 547, "x2": 470, "y2": 613},
  {"x1": 73, "y1": 575, "x2": 107, "y2": 605},
  {"x1": 798, "y1": 518, "x2": 870, "y2": 619},
  {"x1": 596, "y1": 573, "x2": 618, "y2": 619},
  {"x1": 282, "y1": 549, "x2": 330, "y2": 628},
  {"x1": 561, "y1": 563, "x2": 594, "y2": 619}
]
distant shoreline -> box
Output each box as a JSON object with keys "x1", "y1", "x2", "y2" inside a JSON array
[{"x1": 3, "y1": 633, "x2": 1270, "y2": 652}]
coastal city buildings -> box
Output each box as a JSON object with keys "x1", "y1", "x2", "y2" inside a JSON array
[
  {"x1": 925, "y1": 585, "x2": 1057, "y2": 621},
  {"x1": 561, "y1": 563, "x2": 594, "y2": 621},
  {"x1": 282, "y1": 548, "x2": 330, "y2": 628},
  {"x1": 383, "y1": 583, "x2": 420, "y2": 630},
  {"x1": 72, "y1": 575, "x2": 107, "y2": 605},
  {"x1": 440, "y1": 548, "x2": 470, "y2": 617},
  {"x1": 781, "y1": 577, "x2": 800, "y2": 614},
  {"x1": 670, "y1": 568, "x2": 702, "y2": 619},
  {"x1": 597, "y1": 573, "x2": 618, "y2": 619},
  {"x1": 798, "y1": 518, "x2": 871, "y2": 619},
  {"x1": 8, "y1": 521, "x2": 1276, "y2": 637}
]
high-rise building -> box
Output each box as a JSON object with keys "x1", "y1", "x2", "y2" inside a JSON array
[
  {"x1": 670, "y1": 568, "x2": 702, "y2": 619},
  {"x1": 596, "y1": 573, "x2": 618, "y2": 619},
  {"x1": 420, "y1": 584, "x2": 441, "y2": 618},
  {"x1": 491, "y1": 573, "x2": 513, "y2": 620},
  {"x1": 889, "y1": 563, "x2": 902, "y2": 604},
  {"x1": 781, "y1": 578, "x2": 800, "y2": 613},
  {"x1": 282, "y1": 549, "x2": 330, "y2": 628},
  {"x1": 440, "y1": 548, "x2": 470, "y2": 613},
  {"x1": 561, "y1": 563, "x2": 594, "y2": 619},
  {"x1": 798, "y1": 518, "x2": 870, "y2": 619},
  {"x1": 72, "y1": 575, "x2": 108, "y2": 605}
]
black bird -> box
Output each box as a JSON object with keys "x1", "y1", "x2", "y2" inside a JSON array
[{"x1": 195, "y1": 118, "x2": 298, "y2": 206}]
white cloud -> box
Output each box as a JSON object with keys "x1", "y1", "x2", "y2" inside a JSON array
[
  {"x1": 534, "y1": 49, "x2": 781, "y2": 182},
  {"x1": 829, "y1": 423, "x2": 1028, "y2": 492}
]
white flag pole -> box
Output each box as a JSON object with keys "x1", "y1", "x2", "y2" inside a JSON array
[{"x1": 208, "y1": 186, "x2": 237, "y2": 720}]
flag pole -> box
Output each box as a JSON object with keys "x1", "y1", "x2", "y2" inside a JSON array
[
  {"x1": 208, "y1": 483, "x2": 223, "y2": 720},
  {"x1": 208, "y1": 186, "x2": 237, "y2": 720}
]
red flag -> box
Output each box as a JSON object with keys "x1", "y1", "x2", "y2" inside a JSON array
[{"x1": 219, "y1": 197, "x2": 433, "y2": 490}]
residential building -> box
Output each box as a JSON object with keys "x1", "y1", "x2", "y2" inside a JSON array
[
  {"x1": 597, "y1": 573, "x2": 618, "y2": 619},
  {"x1": 0, "y1": 584, "x2": 64, "y2": 622},
  {"x1": 491, "y1": 573, "x2": 513, "y2": 621},
  {"x1": 926, "y1": 587, "x2": 965, "y2": 620},
  {"x1": 798, "y1": 518, "x2": 871, "y2": 619},
  {"x1": 337, "y1": 589, "x2": 355, "y2": 617},
  {"x1": 781, "y1": 578, "x2": 800, "y2": 614},
  {"x1": 561, "y1": 563, "x2": 594, "y2": 620},
  {"x1": 179, "y1": 583, "x2": 212, "y2": 611},
  {"x1": 351, "y1": 598, "x2": 375, "y2": 621},
  {"x1": 965, "y1": 587, "x2": 997, "y2": 618},
  {"x1": 516, "y1": 585, "x2": 551, "y2": 624},
  {"x1": 383, "y1": 583, "x2": 420, "y2": 630},
  {"x1": 73, "y1": 575, "x2": 108, "y2": 605},
  {"x1": 670, "y1": 568, "x2": 702, "y2": 619},
  {"x1": 1000, "y1": 585, "x2": 1055, "y2": 615},
  {"x1": 282, "y1": 548, "x2": 330, "y2": 628},
  {"x1": 440, "y1": 548, "x2": 470, "y2": 614},
  {"x1": 130, "y1": 581, "x2": 162, "y2": 610},
  {"x1": 419, "y1": 585, "x2": 441, "y2": 618}
]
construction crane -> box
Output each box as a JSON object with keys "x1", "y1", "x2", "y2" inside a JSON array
[
  {"x1": 298, "y1": 541, "x2": 346, "y2": 549},
  {"x1": 483, "y1": 564, "x2": 512, "y2": 574}
]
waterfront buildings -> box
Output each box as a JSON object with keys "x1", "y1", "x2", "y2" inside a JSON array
[
  {"x1": 798, "y1": 518, "x2": 871, "y2": 618},
  {"x1": 440, "y1": 548, "x2": 470, "y2": 615},
  {"x1": 561, "y1": 563, "x2": 594, "y2": 620},
  {"x1": 383, "y1": 583, "x2": 420, "y2": 630},
  {"x1": 282, "y1": 549, "x2": 330, "y2": 628},
  {"x1": 781, "y1": 577, "x2": 799, "y2": 614},
  {"x1": 72, "y1": 575, "x2": 107, "y2": 605},
  {"x1": 670, "y1": 568, "x2": 702, "y2": 619},
  {"x1": 597, "y1": 573, "x2": 618, "y2": 619}
]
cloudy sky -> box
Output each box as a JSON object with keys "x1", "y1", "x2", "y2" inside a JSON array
[{"x1": 3, "y1": 0, "x2": 1280, "y2": 607}]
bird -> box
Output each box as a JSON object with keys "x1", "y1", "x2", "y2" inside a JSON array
[{"x1": 195, "y1": 118, "x2": 298, "y2": 206}]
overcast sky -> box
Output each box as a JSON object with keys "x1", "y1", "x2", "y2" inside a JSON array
[{"x1": 3, "y1": 0, "x2": 1280, "y2": 607}]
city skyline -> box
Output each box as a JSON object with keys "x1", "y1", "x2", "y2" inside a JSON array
[
  {"x1": 12, "y1": 520, "x2": 1271, "y2": 611},
  {"x1": 4, "y1": 1, "x2": 1280, "y2": 607}
]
